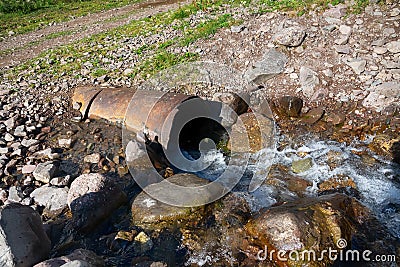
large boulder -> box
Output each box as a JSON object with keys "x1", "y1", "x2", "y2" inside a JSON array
[
  {"x1": 0, "y1": 203, "x2": 51, "y2": 267},
  {"x1": 245, "y1": 193, "x2": 399, "y2": 266},
  {"x1": 131, "y1": 173, "x2": 225, "y2": 230},
  {"x1": 67, "y1": 173, "x2": 127, "y2": 232},
  {"x1": 33, "y1": 249, "x2": 104, "y2": 267}
]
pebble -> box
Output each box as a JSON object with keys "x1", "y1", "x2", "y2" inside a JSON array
[
  {"x1": 0, "y1": 147, "x2": 9, "y2": 154},
  {"x1": 33, "y1": 161, "x2": 58, "y2": 183},
  {"x1": 373, "y1": 47, "x2": 387, "y2": 55},
  {"x1": 7, "y1": 186, "x2": 24, "y2": 202},
  {"x1": 22, "y1": 164, "x2": 37, "y2": 174},
  {"x1": 58, "y1": 138, "x2": 72, "y2": 148},
  {"x1": 339, "y1": 25, "x2": 352, "y2": 35},
  {"x1": 83, "y1": 153, "x2": 101, "y2": 164},
  {"x1": 386, "y1": 41, "x2": 400, "y2": 54},
  {"x1": 273, "y1": 26, "x2": 306, "y2": 47},
  {"x1": 14, "y1": 125, "x2": 26, "y2": 137},
  {"x1": 21, "y1": 138, "x2": 39, "y2": 147},
  {"x1": 346, "y1": 58, "x2": 367, "y2": 74},
  {"x1": 4, "y1": 133, "x2": 14, "y2": 142}
]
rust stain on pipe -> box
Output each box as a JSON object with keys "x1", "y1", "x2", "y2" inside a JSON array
[{"x1": 72, "y1": 86, "x2": 195, "y2": 135}]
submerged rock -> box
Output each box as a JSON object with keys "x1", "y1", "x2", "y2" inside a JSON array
[
  {"x1": 228, "y1": 112, "x2": 275, "y2": 153},
  {"x1": 246, "y1": 194, "x2": 399, "y2": 266},
  {"x1": 0, "y1": 203, "x2": 51, "y2": 267},
  {"x1": 131, "y1": 173, "x2": 225, "y2": 229},
  {"x1": 274, "y1": 96, "x2": 303, "y2": 117},
  {"x1": 33, "y1": 249, "x2": 104, "y2": 267},
  {"x1": 291, "y1": 157, "x2": 313, "y2": 173},
  {"x1": 67, "y1": 173, "x2": 127, "y2": 232}
]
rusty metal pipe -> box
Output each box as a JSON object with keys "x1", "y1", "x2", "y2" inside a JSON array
[{"x1": 72, "y1": 86, "x2": 196, "y2": 136}]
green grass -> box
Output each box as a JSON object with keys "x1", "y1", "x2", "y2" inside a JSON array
[{"x1": 0, "y1": 0, "x2": 141, "y2": 38}]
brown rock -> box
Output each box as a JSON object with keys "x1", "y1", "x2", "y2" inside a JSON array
[
  {"x1": 275, "y1": 96, "x2": 303, "y2": 117},
  {"x1": 300, "y1": 107, "x2": 325, "y2": 124}
]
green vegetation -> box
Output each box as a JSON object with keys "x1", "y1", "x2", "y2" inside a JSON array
[
  {"x1": 0, "y1": 0, "x2": 141, "y2": 37},
  {"x1": 258, "y1": 0, "x2": 345, "y2": 15}
]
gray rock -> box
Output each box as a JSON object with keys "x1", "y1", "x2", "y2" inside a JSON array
[
  {"x1": 33, "y1": 161, "x2": 58, "y2": 183},
  {"x1": 4, "y1": 133, "x2": 14, "y2": 142},
  {"x1": 0, "y1": 203, "x2": 51, "y2": 267},
  {"x1": 60, "y1": 260, "x2": 90, "y2": 267},
  {"x1": 22, "y1": 164, "x2": 36, "y2": 174},
  {"x1": 67, "y1": 173, "x2": 127, "y2": 232},
  {"x1": 50, "y1": 175, "x2": 72, "y2": 186},
  {"x1": 339, "y1": 24, "x2": 352, "y2": 35},
  {"x1": 345, "y1": 58, "x2": 366, "y2": 74},
  {"x1": 333, "y1": 45, "x2": 350, "y2": 54},
  {"x1": 33, "y1": 148, "x2": 60, "y2": 160},
  {"x1": 125, "y1": 139, "x2": 146, "y2": 163},
  {"x1": 0, "y1": 147, "x2": 9, "y2": 154},
  {"x1": 31, "y1": 185, "x2": 68, "y2": 217},
  {"x1": 373, "y1": 46, "x2": 388, "y2": 55},
  {"x1": 7, "y1": 186, "x2": 23, "y2": 203},
  {"x1": 3, "y1": 117, "x2": 15, "y2": 129},
  {"x1": 362, "y1": 82, "x2": 400, "y2": 112},
  {"x1": 299, "y1": 66, "x2": 319, "y2": 98},
  {"x1": 386, "y1": 41, "x2": 400, "y2": 54},
  {"x1": 273, "y1": 26, "x2": 306, "y2": 47},
  {"x1": 33, "y1": 249, "x2": 104, "y2": 267},
  {"x1": 21, "y1": 139, "x2": 39, "y2": 147},
  {"x1": 14, "y1": 125, "x2": 26, "y2": 137},
  {"x1": 244, "y1": 48, "x2": 288, "y2": 84},
  {"x1": 231, "y1": 25, "x2": 245, "y2": 33},
  {"x1": 0, "y1": 189, "x2": 7, "y2": 203},
  {"x1": 381, "y1": 60, "x2": 400, "y2": 69}
]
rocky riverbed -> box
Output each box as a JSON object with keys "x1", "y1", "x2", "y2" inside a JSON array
[{"x1": 0, "y1": 0, "x2": 399, "y2": 266}]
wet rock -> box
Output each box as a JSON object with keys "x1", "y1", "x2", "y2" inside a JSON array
[
  {"x1": 362, "y1": 82, "x2": 399, "y2": 112},
  {"x1": 131, "y1": 173, "x2": 225, "y2": 229},
  {"x1": 326, "y1": 112, "x2": 345, "y2": 125},
  {"x1": 345, "y1": 58, "x2": 366, "y2": 74},
  {"x1": 386, "y1": 41, "x2": 400, "y2": 53},
  {"x1": 244, "y1": 48, "x2": 288, "y2": 84},
  {"x1": 30, "y1": 185, "x2": 68, "y2": 217},
  {"x1": 368, "y1": 134, "x2": 399, "y2": 158},
  {"x1": 299, "y1": 66, "x2": 319, "y2": 98},
  {"x1": 58, "y1": 138, "x2": 72, "y2": 149},
  {"x1": 318, "y1": 175, "x2": 357, "y2": 192},
  {"x1": 67, "y1": 173, "x2": 127, "y2": 232},
  {"x1": 134, "y1": 232, "x2": 153, "y2": 253},
  {"x1": 275, "y1": 96, "x2": 303, "y2": 117},
  {"x1": 300, "y1": 107, "x2": 325, "y2": 124},
  {"x1": 273, "y1": 26, "x2": 306, "y2": 47},
  {"x1": 245, "y1": 194, "x2": 399, "y2": 266},
  {"x1": 83, "y1": 153, "x2": 101, "y2": 164},
  {"x1": 33, "y1": 249, "x2": 104, "y2": 267},
  {"x1": 0, "y1": 203, "x2": 51, "y2": 267},
  {"x1": 228, "y1": 112, "x2": 275, "y2": 153},
  {"x1": 291, "y1": 158, "x2": 313, "y2": 173},
  {"x1": 33, "y1": 161, "x2": 58, "y2": 183},
  {"x1": 212, "y1": 92, "x2": 249, "y2": 116},
  {"x1": 133, "y1": 262, "x2": 166, "y2": 267}
]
